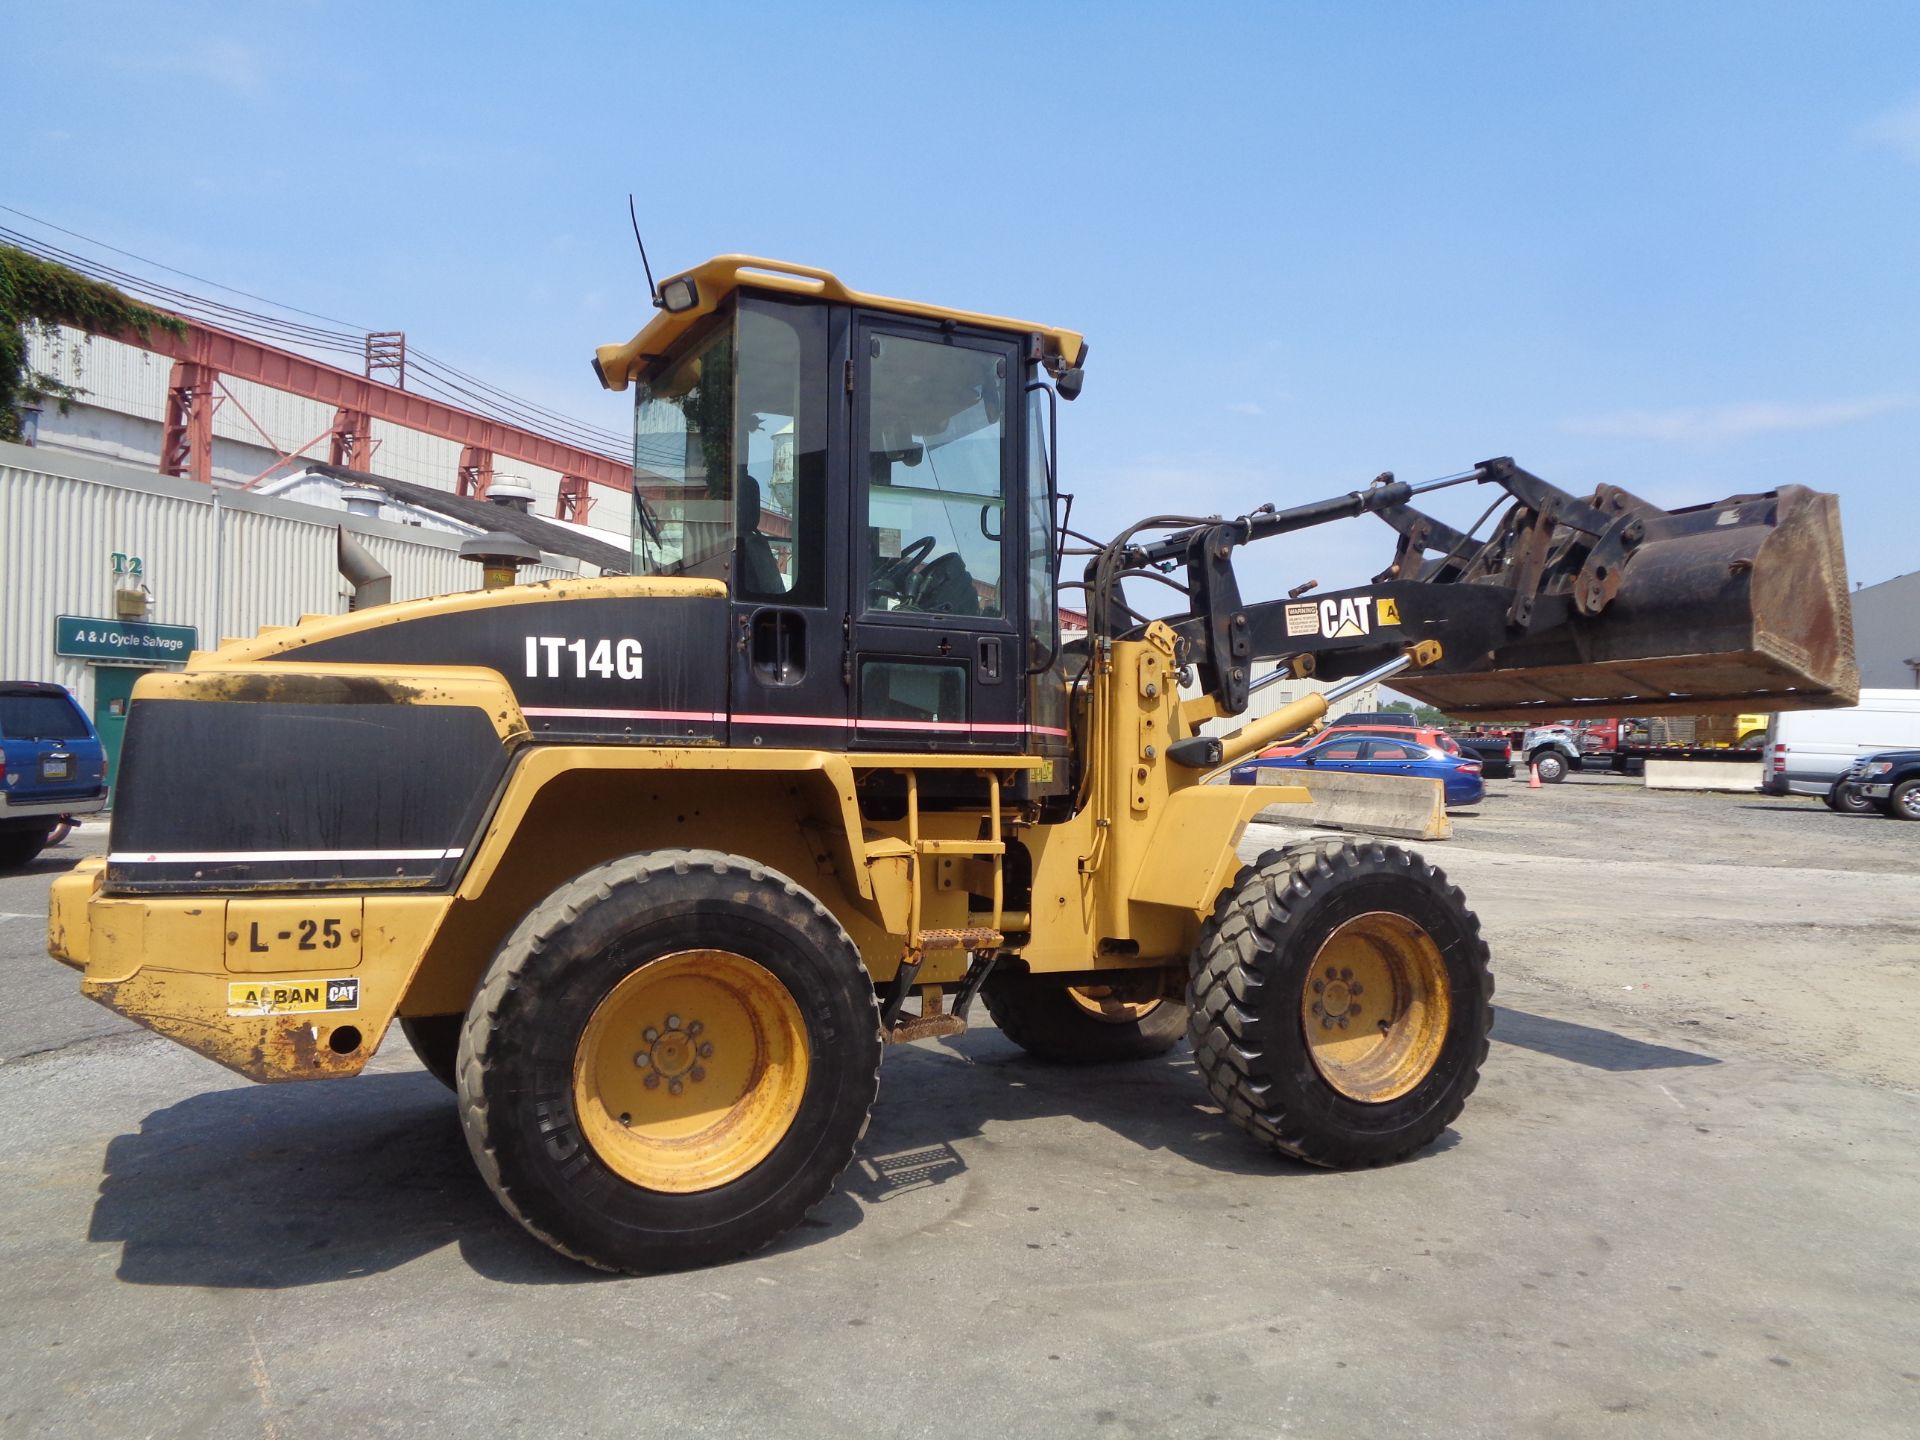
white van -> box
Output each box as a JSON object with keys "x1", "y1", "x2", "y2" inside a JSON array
[{"x1": 1762, "y1": 689, "x2": 1920, "y2": 803}]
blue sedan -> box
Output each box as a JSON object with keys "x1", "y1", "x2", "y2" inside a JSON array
[{"x1": 1230, "y1": 731, "x2": 1486, "y2": 807}]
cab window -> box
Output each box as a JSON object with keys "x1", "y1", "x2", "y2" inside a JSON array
[
  {"x1": 632, "y1": 318, "x2": 734, "y2": 581},
  {"x1": 735, "y1": 298, "x2": 828, "y2": 606},
  {"x1": 864, "y1": 334, "x2": 1006, "y2": 618}
]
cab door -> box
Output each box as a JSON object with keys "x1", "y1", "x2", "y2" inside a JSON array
[
  {"x1": 848, "y1": 317, "x2": 1023, "y2": 752},
  {"x1": 726, "y1": 296, "x2": 851, "y2": 750}
]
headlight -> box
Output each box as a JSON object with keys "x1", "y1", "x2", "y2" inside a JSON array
[
  {"x1": 1865, "y1": 760, "x2": 1894, "y2": 776},
  {"x1": 657, "y1": 276, "x2": 700, "y2": 312}
]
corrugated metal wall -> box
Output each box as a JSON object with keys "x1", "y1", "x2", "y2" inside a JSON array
[{"x1": 2, "y1": 442, "x2": 576, "y2": 710}]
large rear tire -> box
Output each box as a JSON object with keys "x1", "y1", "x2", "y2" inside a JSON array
[
  {"x1": 981, "y1": 971, "x2": 1188, "y2": 1063},
  {"x1": 1188, "y1": 839, "x2": 1492, "y2": 1167},
  {"x1": 458, "y1": 850, "x2": 882, "y2": 1273}
]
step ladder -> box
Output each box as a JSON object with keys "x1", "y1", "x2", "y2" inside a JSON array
[{"x1": 881, "y1": 771, "x2": 1008, "y2": 1044}]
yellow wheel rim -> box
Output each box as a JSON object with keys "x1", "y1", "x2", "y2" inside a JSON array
[
  {"x1": 572, "y1": 948, "x2": 810, "y2": 1194},
  {"x1": 1066, "y1": 985, "x2": 1163, "y2": 1024},
  {"x1": 1300, "y1": 912, "x2": 1450, "y2": 1103}
]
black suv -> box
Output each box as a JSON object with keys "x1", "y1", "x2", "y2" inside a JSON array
[{"x1": 1842, "y1": 750, "x2": 1920, "y2": 822}]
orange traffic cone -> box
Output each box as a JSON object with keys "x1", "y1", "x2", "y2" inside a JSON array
[{"x1": 1528, "y1": 762, "x2": 1542, "y2": 789}]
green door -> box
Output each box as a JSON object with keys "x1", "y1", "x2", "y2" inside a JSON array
[{"x1": 91, "y1": 666, "x2": 140, "y2": 806}]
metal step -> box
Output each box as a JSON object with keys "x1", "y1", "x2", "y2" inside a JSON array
[{"x1": 914, "y1": 927, "x2": 1003, "y2": 953}]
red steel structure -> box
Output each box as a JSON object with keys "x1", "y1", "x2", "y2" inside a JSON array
[{"x1": 107, "y1": 315, "x2": 624, "y2": 517}]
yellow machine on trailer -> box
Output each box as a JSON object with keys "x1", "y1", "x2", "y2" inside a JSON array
[{"x1": 49, "y1": 256, "x2": 1858, "y2": 1272}]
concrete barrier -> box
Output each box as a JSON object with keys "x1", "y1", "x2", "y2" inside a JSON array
[
  {"x1": 1643, "y1": 759, "x2": 1762, "y2": 793},
  {"x1": 1252, "y1": 767, "x2": 1452, "y2": 841}
]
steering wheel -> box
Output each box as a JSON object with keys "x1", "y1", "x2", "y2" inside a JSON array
[{"x1": 869, "y1": 534, "x2": 937, "y2": 604}]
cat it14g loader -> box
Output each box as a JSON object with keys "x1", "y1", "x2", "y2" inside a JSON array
[{"x1": 49, "y1": 256, "x2": 1857, "y2": 1272}]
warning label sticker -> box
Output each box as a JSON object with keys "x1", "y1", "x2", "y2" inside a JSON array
[{"x1": 1284, "y1": 603, "x2": 1321, "y2": 637}]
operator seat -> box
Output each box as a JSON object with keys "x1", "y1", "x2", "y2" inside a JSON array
[
  {"x1": 913, "y1": 552, "x2": 980, "y2": 615},
  {"x1": 737, "y1": 476, "x2": 784, "y2": 597}
]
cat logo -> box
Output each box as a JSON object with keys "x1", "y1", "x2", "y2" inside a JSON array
[{"x1": 1318, "y1": 596, "x2": 1374, "y2": 640}]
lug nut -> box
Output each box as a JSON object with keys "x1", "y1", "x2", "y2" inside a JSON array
[
  {"x1": 688, "y1": 1020, "x2": 703, "y2": 1036},
  {"x1": 669, "y1": 1078, "x2": 684, "y2": 1096},
  {"x1": 1312, "y1": 978, "x2": 1325, "y2": 993},
  {"x1": 666, "y1": 1014, "x2": 682, "y2": 1031},
  {"x1": 644, "y1": 1027, "x2": 660, "y2": 1043},
  {"x1": 634, "y1": 1051, "x2": 651, "y2": 1068},
  {"x1": 690, "y1": 1066, "x2": 706, "y2": 1083},
  {"x1": 643, "y1": 1072, "x2": 660, "y2": 1089},
  {"x1": 697, "y1": 1041, "x2": 714, "y2": 1058}
]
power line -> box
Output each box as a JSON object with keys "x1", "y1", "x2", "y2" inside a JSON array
[
  {"x1": 0, "y1": 202, "x2": 372, "y2": 331},
  {"x1": 1, "y1": 213, "x2": 633, "y2": 464}
]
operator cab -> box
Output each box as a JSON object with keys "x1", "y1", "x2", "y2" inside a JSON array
[{"x1": 596, "y1": 258, "x2": 1085, "y2": 774}]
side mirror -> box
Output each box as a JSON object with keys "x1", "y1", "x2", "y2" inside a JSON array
[{"x1": 1055, "y1": 367, "x2": 1084, "y2": 401}]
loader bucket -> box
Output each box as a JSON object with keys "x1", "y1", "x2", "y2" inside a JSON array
[{"x1": 1395, "y1": 485, "x2": 1858, "y2": 720}]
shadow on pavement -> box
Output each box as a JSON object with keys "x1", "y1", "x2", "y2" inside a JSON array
[
  {"x1": 88, "y1": 1071, "x2": 619, "y2": 1290},
  {"x1": 1492, "y1": 1006, "x2": 1719, "y2": 1071},
  {"x1": 5, "y1": 850, "x2": 93, "y2": 879},
  {"x1": 92, "y1": 1026, "x2": 1442, "y2": 1289}
]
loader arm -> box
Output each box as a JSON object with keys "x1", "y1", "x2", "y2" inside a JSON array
[{"x1": 1091, "y1": 457, "x2": 1856, "y2": 725}]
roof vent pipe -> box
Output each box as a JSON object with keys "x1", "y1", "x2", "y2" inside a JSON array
[
  {"x1": 339, "y1": 483, "x2": 385, "y2": 519},
  {"x1": 488, "y1": 474, "x2": 536, "y2": 514},
  {"x1": 338, "y1": 527, "x2": 392, "y2": 610}
]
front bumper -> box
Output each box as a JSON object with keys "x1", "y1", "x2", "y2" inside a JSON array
[
  {"x1": 1857, "y1": 783, "x2": 1891, "y2": 799},
  {"x1": 48, "y1": 859, "x2": 451, "y2": 1082}
]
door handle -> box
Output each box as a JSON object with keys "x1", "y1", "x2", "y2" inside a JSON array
[{"x1": 976, "y1": 636, "x2": 1003, "y2": 684}]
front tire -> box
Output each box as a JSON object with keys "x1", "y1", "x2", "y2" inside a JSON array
[
  {"x1": 1531, "y1": 750, "x2": 1568, "y2": 783},
  {"x1": 1827, "y1": 780, "x2": 1876, "y2": 815},
  {"x1": 1188, "y1": 840, "x2": 1492, "y2": 1167},
  {"x1": 981, "y1": 971, "x2": 1188, "y2": 1063},
  {"x1": 1887, "y1": 778, "x2": 1920, "y2": 822},
  {"x1": 458, "y1": 850, "x2": 882, "y2": 1273}
]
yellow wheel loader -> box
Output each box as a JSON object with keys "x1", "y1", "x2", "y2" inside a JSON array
[{"x1": 49, "y1": 256, "x2": 1858, "y2": 1273}]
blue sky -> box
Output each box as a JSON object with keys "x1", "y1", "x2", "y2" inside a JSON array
[{"x1": 8, "y1": 2, "x2": 1917, "y2": 601}]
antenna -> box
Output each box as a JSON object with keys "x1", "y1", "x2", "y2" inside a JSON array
[{"x1": 627, "y1": 194, "x2": 658, "y2": 303}]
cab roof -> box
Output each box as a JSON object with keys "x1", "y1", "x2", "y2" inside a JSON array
[{"x1": 593, "y1": 255, "x2": 1086, "y2": 392}]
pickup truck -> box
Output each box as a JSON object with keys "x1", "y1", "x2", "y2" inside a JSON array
[
  {"x1": 1842, "y1": 750, "x2": 1920, "y2": 821},
  {"x1": 0, "y1": 682, "x2": 108, "y2": 868},
  {"x1": 1448, "y1": 731, "x2": 1514, "y2": 779}
]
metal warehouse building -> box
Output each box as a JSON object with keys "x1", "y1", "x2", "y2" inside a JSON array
[
  {"x1": 1, "y1": 438, "x2": 626, "y2": 788},
  {"x1": 1850, "y1": 570, "x2": 1920, "y2": 689},
  {"x1": 20, "y1": 325, "x2": 632, "y2": 548}
]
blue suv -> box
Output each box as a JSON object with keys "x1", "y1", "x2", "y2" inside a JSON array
[{"x1": 0, "y1": 682, "x2": 109, "y2": 868}]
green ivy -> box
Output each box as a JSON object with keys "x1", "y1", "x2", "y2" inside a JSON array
[{"x1": 0, "y1": 244, "x2": 185, "y2": 443}]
